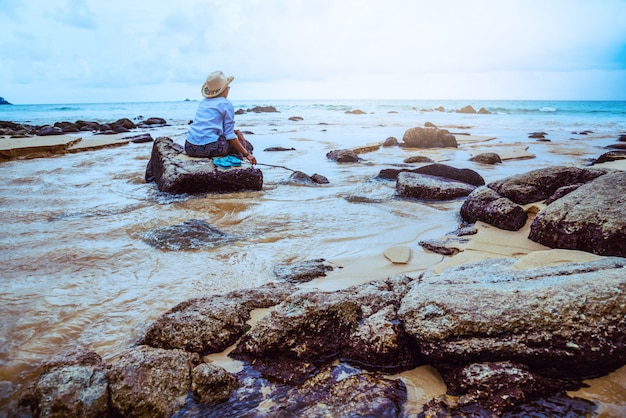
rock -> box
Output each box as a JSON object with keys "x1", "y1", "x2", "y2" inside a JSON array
[
  {"x1": 396, "y1": 172, "x2": 477, "y2": 200},
  {"x1": 398, "y1": 257, "x2": 626, "y2": 379},
  {"x1": 141, "y1": 219, "x2": 236, "y2": 250},
  {"x1": 273, "y1": 258, "x2": 334, "y2": 282},
  {"x1": 260, "y1": 363, "x2": 407, "y2": 417},
  {"x1": 477, "y1": 107, "x2": 491, "y2": 114},
  {"x1": 145, "y1": 136, "x2": 263, "y2": 193},
  {"x1": 618, "y1": 134, "x2": 626, "y2": 142},
  {"x1": 326, "y1": 149, "x2": 360, "y2": 162},
  {"x1": 263, "y1": 146, "x2": 295, "y2": 151},
  {"x1": 345, "y1": 109, "x2": 366, "y2": 114},
  {"x1": 288, "y1": 170, "x2": 318, "y2": 185},
  {"x1": 107, "y1": 345, "x2": 200, "y2": 418},
  {"x1": 19, "y1": 347, "x2": 109, "y2": 418},
  {"x1": 53, "y1": 121, "x2": 80, "y2": 133},
  {"x1": 382, "y1": 136, "x2": 399, "y2": 147},
  {"x1": 124, "y1": 133, "x2": 153, "y2": 143},
  {"x1": 404, "y1": 155, "x2": 434, "y2": 163},
  {"x1": 592, "y1": 150, "x2": 626, "y2": 164},
  {"x1": 288, "y1": 116, "x2": 303, "y2": 121},
  {"x1": 111, "y1": 117, "x2": 137, "y2": 130},
  {"x1": 143, "y1": 117, "x2": 167, "y2": 125},
  {"x1": 424, "y1": 121, "x2": 437, "y2": 128},
  {"x1": 140, "y1": 282, "x2": 296, "y2": 355},
  {"x1": 487, "y1": 165, "x2": 609, "y2": 205},
  {"x1": 422, "y1": 361, "x2": 584, "y2": 416},
  {"x1": 469, "y1": 152, "x2": 502, "y2": 164},
  {"x1": 418, "y1": 237, "x2": 467, "y2": 255},
  {"x1": 232, "y1": 275, "x2": 418, "y2": 383},
  {"x1": 457, "y1": 105, "x2": 477, "y2": 114},
  {"x1": 311, "y1": 173, "x2": 330, "y2": 184},
  {"x1": 383, "y1": 246, "x2": 411, "y2": 264},
  {"x1": 605, "y1": 143, "x2": 626, "y2": 150},
  {"x1": 529, "y1": 170, "x2": 626, "y2": 256},
  {"x1": 191, "y1": 363, "x2": 239, "y2": 405},
  {"x1": 401, "y1": 127, "x2": 458, "y2": 148},
  {"x1": 460, "y1": 186, "x2": 528, "y2": 231},
  {"x1": 528, "y1": 131, "x2": 547, "y2": 138},
  {"x1": 247, "y1": 105, "x2": 279, "y2": 113},
  {"x1": 378, "y1": 163, "x2": 484, "y2": 186},
  {"x1": 37, "y1": 125, "x2": 64, "y2": 136}
]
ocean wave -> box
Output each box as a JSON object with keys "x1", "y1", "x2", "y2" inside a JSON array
[{"x1": 540, "y1": 107, "x2": 557, "y2": 112}]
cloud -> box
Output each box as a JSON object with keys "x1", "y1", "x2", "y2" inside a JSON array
[{"x1": 1, "y1": 0, "x2": 625, "y2": 103}]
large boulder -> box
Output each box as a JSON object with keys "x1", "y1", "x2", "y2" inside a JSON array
[
  {"x1": 401, "y1": 127, "x2": 458, "y2": 148},
  {"x1": 396, "y1": 172, "x2": 477, "y2": 200},
  {"x1": 140, "y1": 283, "x2": 297, "y2": 355},
  {"x1": 379, "y1": 163, "x2": 484, "y2": 186},
  {"x1": 398, "y1": 257, "x2": 626, "y2": 379},
  {"x1": 460, "y1": 186, "x2": 528, "y2": 231},
  {"x1": 487, "y1": 166, "x2": 608, "y2": 205},
  {"x1": 145, "y1": 136, "x2": 263, "y2": 194},
  {"x1": 107, "y1": 345, "x2": 200, "y2": 418},
  {"x1": 231, "y1": 275, "x2": 419, "y2": 383},
  {"x1": 529, "y1": 170, "x2": 626, "y2": 256},
  {"x1": 19, "y1": 347, "x2": 109, "y2": 418},
  {"x1": 141, "y1": 219, "x2": 236, "y2": 250}
]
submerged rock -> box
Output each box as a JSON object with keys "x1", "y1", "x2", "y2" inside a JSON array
[
  {"x1": 326, "y1": 149, "x2": 360, "y2": 162},
  {"x1": 397, "y1": 172, "x2": 477, "y2": 200},
  {"x1": 273, "y1": 258, "x2": 334, "y2": 282},
  {"x1": 378, "y1": 163, "x2": 484, "y2": 186},
  {"x1": 145, "y1": 136, "x2": 263, "y2": 194},
  {"x1": 141, "y1": 219, "x2": 235, "y2": 250}
]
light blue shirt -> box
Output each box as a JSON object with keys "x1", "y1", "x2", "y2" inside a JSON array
[{"x1": 187, "y1": 97, "x2": 237, "y2": 145}]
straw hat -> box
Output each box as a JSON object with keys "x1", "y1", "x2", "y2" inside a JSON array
[{"x1": 201, "y1": 71, "x2": 234, "y2": 98}]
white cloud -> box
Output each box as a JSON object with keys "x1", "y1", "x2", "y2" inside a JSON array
[{"x1": 1, "y1": 0, "x2": 625, "y2": 103}]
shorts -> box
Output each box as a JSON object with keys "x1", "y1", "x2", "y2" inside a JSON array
[{"x1": 185, "y1": 135, "x2": 229, "y2": 158}]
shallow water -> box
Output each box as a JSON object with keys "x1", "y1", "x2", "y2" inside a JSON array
[{"x1": 1, "y1": 101, "x2": 625, "y2": 414}]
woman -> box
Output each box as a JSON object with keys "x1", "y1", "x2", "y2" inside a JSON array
[{"x1": 185, "y1": 71, "x2": 257, "y2": 165}]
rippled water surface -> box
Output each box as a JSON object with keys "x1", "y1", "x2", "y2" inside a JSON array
[{"x1": 1, "y1": 100, "x2": 626, "y2": 414}]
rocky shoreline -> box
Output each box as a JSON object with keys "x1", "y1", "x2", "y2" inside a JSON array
[{"x1": 14, "y1": 123, "x2": 626, "y2": 416}]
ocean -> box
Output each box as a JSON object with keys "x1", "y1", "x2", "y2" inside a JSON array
[{"x1": 1, "y1": 99, "x2": 625, "y2": 415}]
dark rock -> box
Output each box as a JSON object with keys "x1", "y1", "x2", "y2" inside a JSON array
[
  {"x1": 397, "y1": 172, "x2": 477, "y2": 200},
  {"x1": 113, "y1": 125, "x2": 130, "y2": 133},
  {"x1": 378, "y1": 163, "x2": 484, "y2": 186},
  {"x1": 140, "y1": 282, "x2": 296, "y2": 355},
  {"x1": 288, "y1": 170, "x2": 318, "y2": 185},
  {"x1": 529, "y1": 170, "x2": 626, "y2": 256},
  {"x1": 401, "y1": 127, "x2": 458, "y2": 148},
  {"x1": 124, "y1": 133, "x2": 153, "y2": 143},
  {"x1": 460, "y1": 186, "x2": 528, "y2": 231},
  {"x1": 487, "y1": 165, "x2": 608, "y2": 205},
  {"x1": 326, "y1": 149, "x2": 360, "y2": 162},
  {"x1": 288, "y1": 116, "x2": 304, "y2": 121},
  {"x1": 143, "y1": 117, "x2": 167, "y2": 125},
  {"x1": 591, "y1": 150, "x2": 626, "y2": 164},
  {"x1": 247, "y1": 105, "x2": 278, "y2": 113},
  {"x1": 273, "y1": 258, "x2": 334, "y2": 283},
  {"x1": 470, "y1": 152, "x2": 502, "y2": 164},
  {"x1": 53, "y1": 121, "x2": 80, "y2": 133},
  {"x1": 419, "y1": 237, "x2": 467, "y2": 256},
  {"x1": 382, "y1": 136, "x2": 399, "y2": 147},
  {"x1": 311, "y1": 173, "x2": 329, "y2": 184},
  {"x1": 191, "y1": 363, "x2": 239, "y2": 405},
  {"x1": 263, "y1": 146, "x2": 295, "y2": 151},
  {"x1": 37, "y1": 125, "x2": 64, "y2": 136},
  {"x1": 457, "y1": 105, "x2": 477, "y2": 114},
  {"x1": 111, "y1": 117, "x2": 137, "y2": 130},
  {"x1": 232, "y1": 275, "x2": 418, "y2": 383},
  {"x1": 145, "y1": 136, "x2": 263, "y2": 193},
  {"x1": 422, "y1": 361, "x2": 579, "y2": 416},
  {"x1": 399, "y1": 257, "x2": 626, "y2": 379},
  {"x1": 260, "y1": 363, "x2": 407, "y2": 417},
  {"x1": 404, "y1": 155, "x2": 434, "y2": 163},
  {"x1": 529, "y1": 132, "x2": 547, "y2": 138},
  {"x1": 141, "y1": 219, "x2": 235, "y2": 250},
  {"x1": 19, "y1": 347, "x2": 109, "y2": 418},
  {"x1": 107, "y1": 346, "x2": 200, "y2": 418},
  {"x1": 424, "y1": 121, "x2": 437, "y2": 128},
  {"x1": 235, "y1": 108, "x2": 246, "y2": 115},
  {"x1": 605, "y1": 143, "x2": 626, "y2": 150},
  {"x1": 544, "y1": 183, "x2": 583, "y2": 204},
  {"x1": 618, "y1": 134, "x2": 626, "y2": 142}
]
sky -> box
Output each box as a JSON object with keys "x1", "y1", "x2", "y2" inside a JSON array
[{"x1": 1, "y1": 0, "x2": 625, "y2": 104}]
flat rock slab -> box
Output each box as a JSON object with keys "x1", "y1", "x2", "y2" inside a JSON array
[
  {"x1": 466, "y1": 142, "x2": 535, "y2": 160},
  {"x1": 145, "y1": 136, "x2": 263, "y2": 194},
  {"x1": 0, "y1": 134, "x2": 132, "y2": 161},
  {"x1": 383, "y1": 246, "x2": 412, "y2": 264}
]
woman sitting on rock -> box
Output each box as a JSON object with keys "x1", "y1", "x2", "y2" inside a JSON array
[{"x1": 185, "y1": 71, "x2": 257, "y2": 165}]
